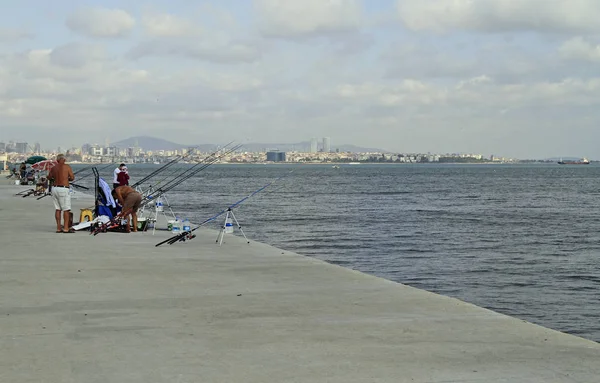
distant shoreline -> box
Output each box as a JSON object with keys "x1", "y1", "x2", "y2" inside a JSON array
[{"x1": 63, "y1": 161, "x2": 561, "y2": 166}]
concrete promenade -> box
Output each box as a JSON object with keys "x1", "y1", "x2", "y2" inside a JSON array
[{"x1": 1, "y1": 181, "x2": 599, "y2": 383}]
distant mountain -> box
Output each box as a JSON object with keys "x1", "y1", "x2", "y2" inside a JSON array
[
  {"x1": 112, "y1": 136, "x2": 216, "y2": 152},
  {"x1": 240, "y1": 142, "x2": 386, "y2": 153},
  {"x1": 112, "y1": 136, "x2": 386, "y2": 153}
]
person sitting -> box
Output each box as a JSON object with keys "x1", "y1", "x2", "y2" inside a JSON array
[
  {"x1": 35, "y1": 176, "x2": 49, "y2": 195},
  {"x1": 117, "y1": 166, "x2": 130, "y2": 187},
  {"x1": 113, "y1": 163, "x2": 126, "y2": 189}
]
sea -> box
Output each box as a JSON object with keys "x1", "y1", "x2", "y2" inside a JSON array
[{"x1": 74, "y1": 163, "x2": 600, "y2": 343}]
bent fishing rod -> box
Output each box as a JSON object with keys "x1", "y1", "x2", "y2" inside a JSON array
[
  {"x1": 155, "y1": 169, "x2": 294, "y2": 247},
  {"x1": 91, "y1": 145, "x2": 241, "y2": 236},
  {"x1": 139, "y1": 144, "x2": 242, "y2": 206},
  {"x1": 137, "y1": 142, "x2": 236, "y2": 196},
  {"x1": 131, "y1": 146, "x2": 201, "y2": 189}
]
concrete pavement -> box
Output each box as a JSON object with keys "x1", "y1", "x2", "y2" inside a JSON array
[{"x1": 0, "y1": 181, "x2": 599, "y2": 383}]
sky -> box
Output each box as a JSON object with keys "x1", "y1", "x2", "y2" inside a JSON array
[{"x1": 1, "y1": 0, "x2": 600, "y2": 158}]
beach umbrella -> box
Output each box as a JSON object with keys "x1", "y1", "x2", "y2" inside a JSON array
[
  {"x1": 31, "y1": 159, "x2": 57, "y2": 172},
  {"x1": 25, "y1": 155, "x2": 47, "y2": 164}
]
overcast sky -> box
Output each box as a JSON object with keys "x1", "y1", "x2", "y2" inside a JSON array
[{"x1": 1, "y1": 0, "x2": 600, "y2": 158}]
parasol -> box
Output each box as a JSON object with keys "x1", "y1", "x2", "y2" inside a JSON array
[
  {"x1": 25, "y1": 155, "x2": 47, "y2": 164},
  {"x1": 31, "y1": 159, "x2": 58, "y2": 172}
]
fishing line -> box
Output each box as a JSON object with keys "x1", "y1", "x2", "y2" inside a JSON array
[
  {"x1": 138, "y1": 142, "x2": 235, "y2": 194},
  {"x1": 155, "y1": 169, "x2": 294, "y2": 247},
  {"x1": 139, "y1": 144, "x2": 241, "y2": 205}
]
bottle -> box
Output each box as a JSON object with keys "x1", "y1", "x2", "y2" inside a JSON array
[
  {"x1": 224, "y1": 217, "x2": 234, "y2": 233},
  {"x1": 172, "y1": 217, "x2": 180, "y2": 233},
  {"x1": 183, "y1": 218, "x2": 190, "y2": 232}
]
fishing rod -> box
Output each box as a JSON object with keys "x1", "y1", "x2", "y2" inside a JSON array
[
  {"x1": 75, "y1": 162, "x2": 114, "y2": 183},
  {"x1": 139, "y1": 144, "x2": 241, "y2": 206},
  {"x1": 131, "y1": 147, "x2": 201, "y2": 189},
  {"x1": 73, "y1": 164, "x2": 95, "y2": 176},
  {"x1": 155, "y1": 169, "x2": 294, "y2": 247},
  {"x1": 137, "y1": 142, "x2": 235, "y2": 195},
  {"x1": 91, "y1": 145, "x2": 241, "y2": 236}
]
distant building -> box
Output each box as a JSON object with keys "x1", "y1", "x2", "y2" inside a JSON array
[
  {"x1": 0, "y1": 142, "x2": 5, "y2": 152},
  {"x1": 310, "y1": 138, "x2": 318, "y2": 153},
  {"x1": 104, "y1": 146, "x2": 118, "y2": 156},
  {"x1": 322, "y1": 137, "x2": 331, "y2": 153},
  {"x1": 34, "y1": 143, "x2": 41, "y2": 154},
  {"x1": 91, "y1": 145, "x2": 103, "y2": 156},
  {"x1": 16, "y1": 142, "x2": 28, "y2": 154},
  {"x1": 266, "y1": 151, "x2": 286, "y2": 162}
]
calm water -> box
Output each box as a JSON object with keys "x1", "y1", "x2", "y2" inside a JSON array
[{"x1": 76, "y1": 163, "x2": 600, "y2": 343}]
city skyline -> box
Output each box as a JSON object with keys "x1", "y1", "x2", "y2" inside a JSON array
[
  {"x1": 1, "y1": 1, "x2": 600, "y2": 158},
  {"x1": 0, "y1": 135, "x2": 593, "y2": 161}
]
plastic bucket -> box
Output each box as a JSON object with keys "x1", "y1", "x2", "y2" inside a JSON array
[{"x1": 137, "y1": 218, "x2": 148, "y2": 231}]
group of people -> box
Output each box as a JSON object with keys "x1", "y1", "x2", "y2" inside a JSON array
[
  {"x1": 111, "y1": 163, "x2": 142, "y2": 233},
  {"x1": 46, "y1": 158, "x2": 143, "y2": 233}
]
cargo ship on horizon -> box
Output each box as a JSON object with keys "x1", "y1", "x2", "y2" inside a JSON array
[{"x1": 558, "y1": 158, "x2": 590, "y2": 165}]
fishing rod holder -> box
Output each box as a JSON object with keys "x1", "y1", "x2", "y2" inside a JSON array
[{"x1": 216, "y1": 207, "x2": 250, "y2": 246}]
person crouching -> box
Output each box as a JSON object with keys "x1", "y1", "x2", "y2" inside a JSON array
[{"x1": 112, "y1": 185, "x2": 143, "y2": 233}]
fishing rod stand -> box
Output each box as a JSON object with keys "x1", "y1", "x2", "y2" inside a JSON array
[
  {"x1": 139, "y1": 186, "x2": 175, "y2": 235},
  {"x1": 145, "y1": 191, "x2": 176, "y2": 235},
  {"x1": 216, "y1": 208, "x2": 249, "y2": 246}
]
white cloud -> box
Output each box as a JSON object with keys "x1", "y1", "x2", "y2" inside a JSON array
[
  {"x1": 66, "y1": 8, "x2": 135, "y2": 38},
  {"x1": 397, "y1": 0, "x2": 600, "y2": 33},
  {"x1": 559, "y1": 37, "x2": 600, "y2": 62},
  {"x1": 142, "y1": 13, "x2": 201, "y2": 37},
  {"x1": 49, "y1": 43, "x2": 106, "y2": 68},
  {"x1": 128, "y1": 38, "x2": 262, "y2": 63},
  {"x1": 0, "y1": 28, "x2": 33, "y2": 42},
  {"x1": 254, "y1": 0, "x2": 363, "y2": 37}
]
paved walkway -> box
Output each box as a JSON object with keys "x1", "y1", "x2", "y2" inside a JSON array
[{"x1": 0, "y1": 182, "x2": 598, "y2": 383}]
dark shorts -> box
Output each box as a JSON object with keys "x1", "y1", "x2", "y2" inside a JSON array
[{"x1": 123, "y1": 192, "x2": 142, "y2": 213}]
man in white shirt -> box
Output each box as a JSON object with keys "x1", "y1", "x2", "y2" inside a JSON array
[{"x1": 113, "y1": 163, "x2": 125, "y2": 189}]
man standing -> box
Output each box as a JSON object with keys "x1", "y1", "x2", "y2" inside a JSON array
[
  {"x1": 113, "y1": 163, "x2": 125, "y2": 189},
  {"x1": 112, "y1": 185, "x2": 143, "y2": 232},
  {"x1": 48, "y1": 154, "x2": 75, "y2": 233}
]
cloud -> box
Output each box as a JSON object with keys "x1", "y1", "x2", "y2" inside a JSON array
[
  {"x1": 397, "y1": 0, "x2": 600, "y2": 34},
  {"x1": 49, "y1": 43, "x2": 106, "y2": 68},
  {"x1": 141, "y1": 12, "x2": 201, "y2": 37},
  {"x1": 127, "y1": 38, "x2": 262, "y2": 63},
  {"x1": 66, "y1": 8, "x2": 135, "y2": 38},
  {"x1": 0, "y1": 28, "x2": 33, "y2": 42},
  {"x1": 254, "y1": 0, "x2": 363, "y2": 37},
  {"x1": 559, "y1": 37, "x2": 600, "y2": 62}
]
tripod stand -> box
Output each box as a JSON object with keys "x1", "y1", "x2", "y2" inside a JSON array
[
  {"x1": 216, "y1": 208, "x2": 250, "y2": 246},
  {"x1": 141, "y1": 186, "x2": 176, "y2": 235}
]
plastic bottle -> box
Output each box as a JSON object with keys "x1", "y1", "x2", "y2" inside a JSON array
[
  {"x1": 172, "y1": 217, "x2": 180, "y2": 233},
  {"x1": 224, "y1": 217, "x2": 234, "y2": 233},
  {"x1": 183, "y1": 218, "x2": 191, "y2": 232}
]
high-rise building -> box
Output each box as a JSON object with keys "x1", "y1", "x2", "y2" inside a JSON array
[
  {"x1": 310, "y1": 138, "x2": 318, "y2": 153},
  {"x1": 322, "y1": 137, "x2": 331, "y2": 153},
  {"x1": 266, "y1": 151, "x2": 286, "y2": 162},
  {"x1": 0, "y1": 142, "x2": 5, "y2": 152},
  {"x1": 16, "y1": 142, "x2": 28, "y2": 154},
  {"x1": 34, "y1": 143, "x2": 41, "y2": 154}
]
